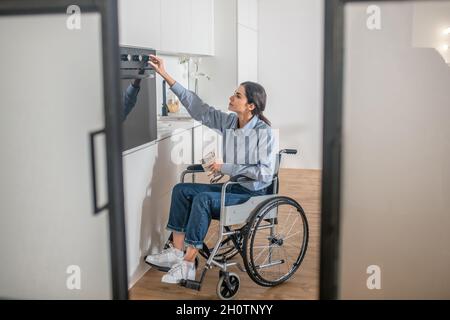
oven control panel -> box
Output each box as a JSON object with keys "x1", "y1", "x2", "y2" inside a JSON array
[{"x1": 119, "y1": 46, "x2": 156, "y2": 79}]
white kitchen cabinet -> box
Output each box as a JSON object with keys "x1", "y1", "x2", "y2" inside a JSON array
[
  {"x1": 119, "y1": 0, "x2": 214, "y2": 55},
  {"x1": 193, "y1": 125, "x2": 204, "y2": 163},
  {"x1": 161, "y1": 0, "x2": 215, "y2": 55},
  {"x1": 202, "y1": 126, "x2": 222, "y2": 159},
  {"x1": 160, "y1": 0, "x2": 192, "y2": 54},
  {"x1": 123, "y1": 128, "x2": 193, "y2": 287},
  {"x1": 193, "y1": 125, "x2": 222, "y2": 163},
  {"x1": 191, "y1": 0, "x2": 215, "y2": 55},
  {"x1": 118, "y1": 0, "x2": 161, "y2": 49}
]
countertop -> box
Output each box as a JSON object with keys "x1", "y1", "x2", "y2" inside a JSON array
[
  {"x1": 122, "y1": 116, "x2": 202, "y2": 156},
  {"x1": 156, "y1": 116, "x2": 202, "y2": 141}
]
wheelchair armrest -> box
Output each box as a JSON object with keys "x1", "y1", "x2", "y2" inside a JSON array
[
  {"x1": 180, "y1": 164, "x2": 204, "y2": 183},
  {"x1": 186, "y1": 164, "x2": 204, "y2": 172},
  {"x1": 229, "y1": 174, "x2": 254, "y2": 183}
]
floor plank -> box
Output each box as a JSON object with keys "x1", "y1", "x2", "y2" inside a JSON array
[{"x1": 129, "y1": 168, "x2": 321, "y2": 300}]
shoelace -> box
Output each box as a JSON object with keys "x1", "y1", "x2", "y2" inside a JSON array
[
  {"x1": 158, "y1": 244, "x2": 179, "y2": 257},
  {"x1": 158, "y1": 248, "x2": 173, "y2": 256}
]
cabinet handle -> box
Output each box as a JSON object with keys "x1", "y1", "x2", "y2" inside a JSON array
[{"x1": 89, "y1": 129, "x2": 108, "y2": 215}]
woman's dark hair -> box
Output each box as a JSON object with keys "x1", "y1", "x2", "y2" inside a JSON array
[{"x1": 240, "y1": 81, "x2": 271, "y2": 126}]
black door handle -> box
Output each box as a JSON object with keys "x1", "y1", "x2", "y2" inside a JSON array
[{"x1": 89, "y1": 129, "x2": 109, "y2": 215}]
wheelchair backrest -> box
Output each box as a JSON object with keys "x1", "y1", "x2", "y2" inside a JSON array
[{"x1": 266, "y1": 149, "x2": 298, "y2": 195}]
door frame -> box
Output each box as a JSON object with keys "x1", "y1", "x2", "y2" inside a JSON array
[
  {"x1": 320, "y1": 0, "x2": 446, "y2": 299},
  {"x1": 0, "y1": 0, "x2": 128, "y2": 299}
]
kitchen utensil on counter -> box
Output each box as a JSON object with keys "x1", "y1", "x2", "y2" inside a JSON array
[{"x1": 167, "y1": 95, "x2": 180, "y2": 113}]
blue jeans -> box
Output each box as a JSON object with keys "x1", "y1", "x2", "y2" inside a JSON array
[{"x1": 166, "y1": 182, "x2": 269, "y2": 249}]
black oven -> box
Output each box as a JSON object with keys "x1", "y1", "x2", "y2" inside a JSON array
[{"x1": 120, "y1": 46, "x2": 157, "y2": 152}]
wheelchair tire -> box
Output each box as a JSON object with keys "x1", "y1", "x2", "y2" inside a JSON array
[
  {"x1": 243, "y1": 196, "x2": 309, "y2": 287},
  {"x1": 216, "y1": 272, "x2": 240, "y2": 300}
]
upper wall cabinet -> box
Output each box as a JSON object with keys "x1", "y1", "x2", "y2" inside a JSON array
[
  {"x1": 118, "y1": 0, "x2": 161, "y2": 50},
  {"x1": 119, "y1": 0, "x2": 214, "y2": 56},
  {"x1": 191, "y1": 0, "x2": 215, "y2": 55},
  {"x1": 160, "y1": 0, "x2": 192, "y2": 54}
]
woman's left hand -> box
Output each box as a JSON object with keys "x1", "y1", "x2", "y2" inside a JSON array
[{"x1": 207, "y1": 161, "x2": 222, "y2": 175}]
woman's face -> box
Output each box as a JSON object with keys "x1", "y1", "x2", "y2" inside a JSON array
[{"x1": 228, "y1": 85, "x2": 255, "y2": 114}]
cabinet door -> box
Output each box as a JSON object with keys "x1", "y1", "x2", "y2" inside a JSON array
[
  {"x1": 123, "y1": 129, "x2": 193, "y2": 285},
  {"x1": 193, "y1": 125, "x2": 204, "y2": 163},
  {"x1": 160, "y1": 0, "x2": 192, "y2": 54},
  {"x1": 0, "y1": 13, "x2": 117, "y2": 299},
  {"x1": 191, "y1": 0, "x2": 215, "y2": 55},
  {"x1": 201, "y1": 126, "x2": 222, "y2": 160},
  {"x1": 118, "y1": 0, "x2": 161, "y2": 49}
]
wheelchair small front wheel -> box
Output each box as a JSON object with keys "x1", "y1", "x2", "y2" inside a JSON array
[
  {"x1": 243, "y1": 196, "x2": 309, "y2": 287},
  {"x1": 216, "y1": 272, "x2": 240, "y2": 300}
]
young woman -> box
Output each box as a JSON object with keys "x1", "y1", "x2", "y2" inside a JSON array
[{"x1": 145, "y1": 55, "x2": 277, "y2": 284}]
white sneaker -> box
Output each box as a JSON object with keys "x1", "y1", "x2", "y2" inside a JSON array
[
  {"x1": 161, "y1": 260, "x2": 196, "y2": 284},
  {"x1": 145, "y1": 246, "x2": 184, "y2": 269}
]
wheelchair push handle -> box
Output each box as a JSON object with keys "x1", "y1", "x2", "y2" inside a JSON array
[{"x1": 280, "y1": 149, "x2": 297, "y2": 155}]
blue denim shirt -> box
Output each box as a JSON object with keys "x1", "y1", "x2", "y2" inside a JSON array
[{"x1": 170, "y1": 82, "x2": 277, "y2": 191}]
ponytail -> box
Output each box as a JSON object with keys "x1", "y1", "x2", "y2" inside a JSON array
[
  {"x1": 241, "y1": 81, "x2": 271, "y2": 126},
  {"x1": 258, "y1": 113, "x2": 271, "y2": 126}
]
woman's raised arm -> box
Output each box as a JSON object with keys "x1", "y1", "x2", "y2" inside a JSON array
[{"x1": 148, "y1": 54, "x2": 233, "y2": 132}]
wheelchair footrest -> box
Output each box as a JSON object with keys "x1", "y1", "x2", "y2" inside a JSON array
[{"x1": 179, "y1": 279, "x2": 202, "y2": 291}]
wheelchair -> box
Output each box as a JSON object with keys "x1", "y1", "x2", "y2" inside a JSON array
[{"x1": 147, "y1": 149, "x2": 309, "y2": 300}]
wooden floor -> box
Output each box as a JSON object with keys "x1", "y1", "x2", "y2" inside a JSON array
[{"x1": 129, "y1": 168, "x2": 321, "y2": 300}]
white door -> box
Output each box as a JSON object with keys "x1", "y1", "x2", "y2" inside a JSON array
[
  {"x1": 0, "y1": 13, "x2": 117, "y2": 299},
  {"x1": 337, "y1": 1, "x2": 450, "y2": 299}
]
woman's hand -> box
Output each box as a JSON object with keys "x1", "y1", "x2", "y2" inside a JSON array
[
  {"x1": 207, "y1": 161, "x2": 223, "y2": 176},
  {"x1": 148, "y1": 54, "x2": 166, "y2": 75},
  {"x1": 148, "y1": 55, "x2": 176, "y2": 86}
]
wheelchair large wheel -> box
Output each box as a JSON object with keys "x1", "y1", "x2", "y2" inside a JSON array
[{"x1": 243, "y1": 196, "x2": 309, "y2": 287}]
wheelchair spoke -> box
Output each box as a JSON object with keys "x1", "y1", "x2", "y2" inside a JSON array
[
  {"x1": 252, "y1": 245, "x2": 272, "y2": 249},
  {"x1": 258, "y1": 247, "x2": 272, "y2": 269},
  {"x1": 253, "y1": 244, "x2": 272, "y2": 264},
  {"x1": 283, "y1": 230, "x2": 302, "y2": 241},
  {"x1": 279, "y1": 206, "x2": 295, "y2": 236},
  {"x1": 282, "y1": 215, "x2": 299, "y2": 239},
  {"x1": 284, "y1": 241, "x2": 300, "y2": 250}
]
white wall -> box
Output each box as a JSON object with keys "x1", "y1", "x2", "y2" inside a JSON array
[
  {"x1": 258, "y1": 0, "x2": 324, "y2": 169},
  {"x1": 155, "y1": 55, "x2": 190, "y2": 115},
  {"x1": 238, "y1": 0, "x2": 259, "y2": 83},
  {"x1": 198, "y1": 0, "x2": 239, "y2": 110}
]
